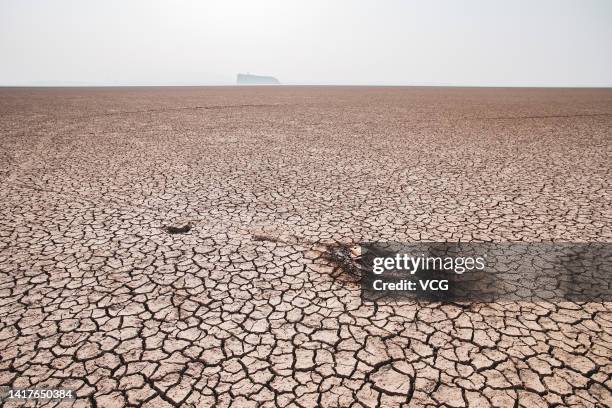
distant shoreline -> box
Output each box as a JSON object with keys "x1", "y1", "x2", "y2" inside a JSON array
[{"x1": 2, "y1": 84, "x2": 612, "y2": 89}]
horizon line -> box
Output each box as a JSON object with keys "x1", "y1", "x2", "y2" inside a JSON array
[{"x1": 2, "y1": 83, "x2": 612, "y2": 89}]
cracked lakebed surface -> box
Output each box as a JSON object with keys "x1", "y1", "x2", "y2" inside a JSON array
[{"x1": 0, "y1": 86, "x2": 611, "y2": 407}]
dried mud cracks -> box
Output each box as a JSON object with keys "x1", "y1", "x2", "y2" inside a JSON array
[{"x1": 0, "y1": 87, "x2": 611, "y2": 407}]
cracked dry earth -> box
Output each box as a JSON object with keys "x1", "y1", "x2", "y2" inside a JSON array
[{"x1": 0, "y1": 86, "x2": 611, "y2": 408}]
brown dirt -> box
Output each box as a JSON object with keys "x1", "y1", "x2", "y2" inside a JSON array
[{"x1": 0, "y1": 86, "x2": 611, "y2": 407}]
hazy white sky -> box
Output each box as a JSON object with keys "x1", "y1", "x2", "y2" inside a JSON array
[{"x1": 1, "y1": 0, "x2": 611, "y2": 86}]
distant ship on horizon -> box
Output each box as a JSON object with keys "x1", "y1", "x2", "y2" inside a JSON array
[{"x1": 237, "y1": 73, "x2": 280, "y2": 85}]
